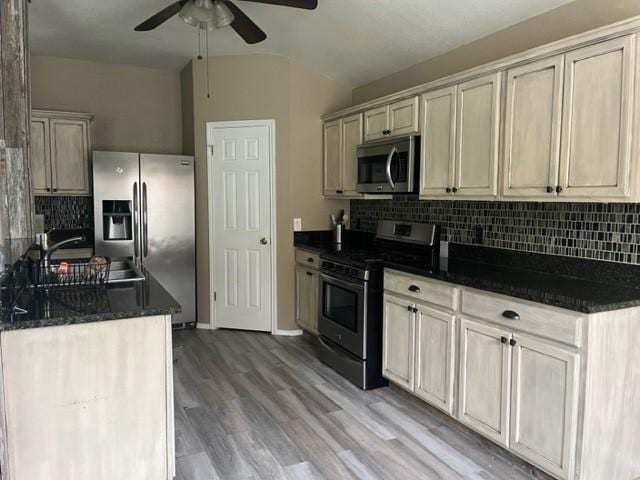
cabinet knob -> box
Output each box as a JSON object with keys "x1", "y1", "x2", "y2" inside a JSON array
[
  {"x1": 502, "y1": 310, "x2": 520, "y2": 320},
  {"x1": 445, "y1": 187, "x2": 452, "y2": 193},
  {"x1": 556, "y1": 185, "x2": 563, "y2": 193},
  {"x1": 407, "y1": 305, "x2": 413, "y2": 312},
  {"x1": 413, "y1": 307, "x2": 418, "y2": 313},
  {"x1": 451, "y1": 187, "x2": 458, "y2": 193},
  {"x1": 383, "y1": 129, "x2": 391, "y2": 135},
  {"x1": 546, "y1": 186, "x2": 554, "y2": 193},
  {"x1": 336, "y1": 190, "x2": 343, "y2": 194},
  {"x1": 408, "y1": 285, "x2": 421, "y2": 293},
  {"x1": 510, "y1": 338, "x2": 517, "y2": 347},
  {"x1": 307, "y1": 257, "x2": 314, "y2": 263},
  {"x1": 306, "y1": 271, "x2": 313, "y2": 277},
  {"x1": 500, "y1": 336, "x2": 508, "y2": 344}
]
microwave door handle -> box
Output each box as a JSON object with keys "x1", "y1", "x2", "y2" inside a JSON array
[{"x1": 386, "y1": 146, "x2": 397, "y2": 190}]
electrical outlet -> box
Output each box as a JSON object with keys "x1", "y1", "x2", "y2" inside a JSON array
[{"x1": 293, "y1": 218, "x2": 302, "y2": 232}]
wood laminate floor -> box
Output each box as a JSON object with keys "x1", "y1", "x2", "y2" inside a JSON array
[{"x1": 172, "y1": 329, "x2": 553, "y2": 480}]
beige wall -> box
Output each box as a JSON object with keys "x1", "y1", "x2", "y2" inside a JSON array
[
  {"x1": 353, "y1": 0, "x2": 640, "y2": 103},
  {"x1": 30, "y1": 55, "x2": 182, "y2": 154},
  {"x1": 182, "y1": 54, "x2": 351, "y2": 330}
]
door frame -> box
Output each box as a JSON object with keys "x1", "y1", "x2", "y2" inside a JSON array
[{"x1": 206, "y1": 119, "x2": 277, "y2": 333}]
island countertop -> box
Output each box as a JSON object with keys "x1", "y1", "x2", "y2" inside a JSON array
[{"x1": 0, "y1": 267, "x2": 181, "y2": 331}]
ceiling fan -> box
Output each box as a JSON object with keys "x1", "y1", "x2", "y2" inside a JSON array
[{"x1": 134, "y1": 0, "x2": 318, "y2": 44}]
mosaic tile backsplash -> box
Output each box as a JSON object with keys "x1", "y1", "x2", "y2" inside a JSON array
[
  {"x1": 34, "y1": 196, "x2": 94, "y2": 230},
  {"x1": 350, "y1": 197, "x2": 640, "y2": 264}
]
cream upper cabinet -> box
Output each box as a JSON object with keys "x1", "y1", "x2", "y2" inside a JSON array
[
  {"x1": 419, "y1": 87, "x2": 456, "y2": 197},
  {"x1": 558, "y1": 35, "x2": 635, "y2": 199},
  {"x1": 323, "y1": 119, "x2": 342, "y2": 195},
  {"x1": 341, "y1": 113, "x2": 363, "y2": 195},
  {"x1": 295, "y1": 265, "x2": 319, "y2": 334},
  {"x1": 382, "y1": 293, "x2": 415, "y2": 391},
  {"x1": 363, "y1": 97, "x2": 419, "y2": 142},
  {"x1": 455, "y1": 73, "x2": 501, "y2": 197},
  {"x1": 509, "y1": 334, "x2": 579, "y2": 480},
  {"x1": 31, "y1": 116, "x2": 52, "y2": 195},
  {"x1": 30, "y1": 111, "x2": 92, "y2": 196},
  {"x1": 323, "y1": 114, "x2": 363, "y2": 198},
  {"x1": 414, "y1": 303, "x2": 456, "y2": 415},
  {"x1": 458, "y1": 317, "x2": 511, "y2": 447},
  {"x1": 363, "y1": 105, "x2": 389, "y2": 142},
  {"x1": 388, "y1": 97, "x2": 420, "y2": 137},
  {"x1": 502, "y1": 56, "x2": 564, "y2": 198}
]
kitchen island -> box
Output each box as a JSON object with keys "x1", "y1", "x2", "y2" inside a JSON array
[{"x1": 0, "y1": 266, "x2": 180, "y2": 480}]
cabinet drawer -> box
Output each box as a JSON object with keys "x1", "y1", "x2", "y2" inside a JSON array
[
  {"x1": 295, "y1": 249, "x2": 321, "y2": 269},
  {"x1": 384, "y1": 269, "x2": 459, "y2": 311},
  {"x1": 461, "y1": 288, "x2": 583, "y2": 347}
]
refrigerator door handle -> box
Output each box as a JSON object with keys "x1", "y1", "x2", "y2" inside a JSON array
[
  {"x1": 133, "y1": 182, "x2": 139, "y2": 260},
  {"x1": 142, "y1": 182, "x2": 148, "y2": 258}
]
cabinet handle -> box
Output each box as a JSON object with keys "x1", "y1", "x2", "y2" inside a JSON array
[
  {"x1": 336, "y1": 190, "x2": 343, "y2": 194},
  {"x1": 502, "y1": 310, "x2": 520, "y2": 320},
  {"x1": 53, "y1": 188, "x2": 58, "y2": 193},
  {"x1": 556, "y1": 185, "x2": 563, "y2": 193},
  {"x1": 500, "y1": 336, "x2": 508, "y2": 344},
  {"x1": 413, "y1": 307, "x2": 418, "y2": 313},
  {"x1": 306, "y1": 271, "x2": 313, "y2": 277},
  {"x1": 407, "y1": 305, "x2": 413, "y2": 311},
  {"x1": 307, "y1": 257, "x2": 314, "y2": 263},
  {"x1": 46, "y1": 187, "x2": 51, "y2": 192},
  {"x1": 510, "y1": 338, "x2": 517, "y2": 347},
  {"x1": 546, "y1": 186, "x2": 554, "y2": 193},
  {"x1": 408, "y1": 285, "x2": 420, "y2": 293},
  {"x1": 383, "y1": 129, "x2": 391, "y2": 135},
  {"x1": 445, "y1": 187, "x2": 452, "y2": 193},
  {"x1": 452, "y1": 187, "x2": 458, "y2": 193}
]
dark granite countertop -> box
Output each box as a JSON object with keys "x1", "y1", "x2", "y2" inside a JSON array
[
  {"x1": 0, "y1": 266, "x2": 181, "y2": 331},
  {"x1": 294, "y1": 231, "x2": 640, "y2": 314}
]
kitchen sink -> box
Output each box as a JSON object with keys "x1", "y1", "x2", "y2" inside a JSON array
[{"x1": 107, "y1": 259, "x2": 145, "y2": 283}]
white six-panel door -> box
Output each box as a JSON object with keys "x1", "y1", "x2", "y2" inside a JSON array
[{"x1": 209, "y1": 123, "x2": 273, "y2": 331}]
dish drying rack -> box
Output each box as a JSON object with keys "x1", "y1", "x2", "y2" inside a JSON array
[{"x1": 32, "y1": 259, "x2": 111, "y2": 289}]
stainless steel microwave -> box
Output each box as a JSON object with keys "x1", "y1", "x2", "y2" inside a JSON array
[{"x1": 356, "y1": 136, "x2": 419, "y2": 194}]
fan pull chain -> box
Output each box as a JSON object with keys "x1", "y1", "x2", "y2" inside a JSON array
[
  {"x1": 206, "y1": 27, "x2": 211, "y2": 99},
  {"x1": 197, "y1": 27, "x2": 203, "y2": 60}
]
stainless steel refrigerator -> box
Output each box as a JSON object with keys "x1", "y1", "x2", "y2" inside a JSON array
[{"x1": 92, "y1": 151, "x2": 195, "y2": 326}]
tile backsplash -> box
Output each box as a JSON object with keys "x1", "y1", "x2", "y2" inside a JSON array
[
  {"x1": 34, "y1": 196, "x2": 94, "y2": 230},
  {"x1": 350, "y1": 197, "x2": 640, "y2": 264}
]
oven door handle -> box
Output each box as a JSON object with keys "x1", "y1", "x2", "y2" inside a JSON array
[
  {"x1": 385, "y1": 146, "x2": 397, "y2": 190},
  {"x1": 320, "y1": 272, "x2": 365, "y2": 292}
]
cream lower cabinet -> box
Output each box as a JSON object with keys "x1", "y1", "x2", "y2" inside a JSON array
[
  {"x1": 295, "y1": 249, "x2": 320, "y2": 334},
  {"x1": 382, "y1": 293, "x2": 415, "y2": 390},
  {"x1": 458, "y1": 317, "x2": 512, "y2": 447},
  {"x1": 31, "y1": 110, "x2": 93, "y2": 196}
]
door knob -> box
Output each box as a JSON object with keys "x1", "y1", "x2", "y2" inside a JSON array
[{"x1": 260, "y1": 237, "x2": 268, "y2": 245}]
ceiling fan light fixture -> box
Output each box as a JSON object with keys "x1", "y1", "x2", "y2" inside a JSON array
[
  {"x1": 179, "y1": 1, "x2": 199, "y2": 27},
  {"x1": 193, "y1": 0, "x2": 215, "y2": 22},
  {"x1": 212, "y1": 0, "x2": 235, "y2": 28}
]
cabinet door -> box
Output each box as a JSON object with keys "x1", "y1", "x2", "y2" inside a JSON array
[
  {"x1": 295, "y1": 265, "x2": 318, "y2": 334},
  {"x1": 382, "y1": 294, "x2": 415, "y2": 391},
  {"x1": 341, "y1": 113, "x2": 363, "y2": 196},
  {"x1": 323, "y1": 119, "x2": 342, "y2": 195},
  {"x1": 414, "y1": 303, "x2": 456, "y2": 415},
  {"x1": 458, "y1": 317, "x2": 511, "y2": 446},
  {"x1": 559, "y1": 35, "x2": 635, "y2": 198},
  {"x1": 31, "y1": 117, "x2": 52, "y2": 195},
  {"x1": 510, "y1": 334, "x2": 578, "y2": 480},
  {"x1": 455, "y1": 73, "x2": 501, "y2": 197},
  {"x1": 420, "y1": 87, "x2": 456, "y2": 197},
  {"x1": 50, "y1": 118, "x2": 90, "y2": 194},
  {"x1": 363, "y1": 105, "x2": 389, "y2": 142},
  {"x1": 389, "y1": 97, "x2": 419, "y2": 137},
  {"x1": 503, "y1": 56, "x2": 564, "y2": 198}
]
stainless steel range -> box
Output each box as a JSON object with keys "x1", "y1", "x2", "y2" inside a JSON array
[{"x1": 317, "y1": 220, "x2": 440, "y2": 390}]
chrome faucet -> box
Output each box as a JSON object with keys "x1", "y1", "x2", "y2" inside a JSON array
[{"x1": 36, "y1": 229, "x2": 87, "y2": 269}]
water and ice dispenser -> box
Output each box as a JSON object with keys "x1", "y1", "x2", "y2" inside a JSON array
[{"x1": 102, "y1": 200, "x2": 132, "y2": 241}]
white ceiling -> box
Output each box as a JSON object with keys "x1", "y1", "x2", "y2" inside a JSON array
[{"x1": 29, "y1": 0, "x2": 572, "y2": 86}]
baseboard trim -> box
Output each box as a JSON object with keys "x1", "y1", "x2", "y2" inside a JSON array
[
  {"x1": 273, "y1": 329, "x2": 304, "y2": 336},
  {"x1": 196, "y1": 322, "x2": 216, "y2": 330}
]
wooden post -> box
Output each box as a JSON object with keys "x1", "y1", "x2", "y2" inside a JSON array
[{"x1": 0, "y1": 0, "x2": 33, "y2": 241}]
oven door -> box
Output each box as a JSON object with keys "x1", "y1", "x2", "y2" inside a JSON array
[
  {"x1": 356, "y1": 137, "x2": 415, "y2": 193},
  {"x1": 318, "y1": 272, "x2": 367, "y2": 359}
]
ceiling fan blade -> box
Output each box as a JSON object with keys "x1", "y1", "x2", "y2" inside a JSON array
[
  {"x1": 134, "y1": 1, "x2": 188, "y2": 31},
  {"x1": 224, "y1": 1, "x2": 267, "y2": 44},
  {"x1": 238, "y1": 0, "x2": 317, "y2": 9}
]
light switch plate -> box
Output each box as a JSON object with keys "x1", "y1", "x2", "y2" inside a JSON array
[{"x1": 293, "y1": 218, "x2": 302, "y2": 232}]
